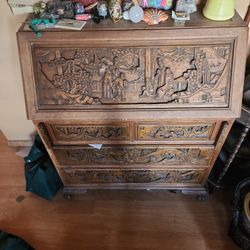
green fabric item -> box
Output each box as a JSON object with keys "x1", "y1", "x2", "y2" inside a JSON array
[
  {"x1": 24, "y1": 134, "x2": 63, "y2": 200},
  {"x1": 0, "y1": 231, "x2": 34, "y2": 250}
]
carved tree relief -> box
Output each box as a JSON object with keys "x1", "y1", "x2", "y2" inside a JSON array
[
  {"x1": 55, "y1": 147, "x2": 213, "y2": 166},
  {"x1": 62, "y1": 169, "x2": 204, "y2": 184},
  {"x1": 34, "y1": 45, "x2": 231, "y2": 108}
]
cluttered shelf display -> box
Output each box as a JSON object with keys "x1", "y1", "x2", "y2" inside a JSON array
[{"x1": 16, "y1": 0, "x2": 248, "y2": 194}]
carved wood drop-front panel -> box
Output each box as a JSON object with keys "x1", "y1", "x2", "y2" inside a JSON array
[
  {"x1": 34, "y1": 44, "x2": 231, "y2": 109},
  {"x1": 55, "y1": 146, "x2": 213, "y2": 166},
  {"x1": 61, "y1": 168, "x2": 205, "y2": 184}
]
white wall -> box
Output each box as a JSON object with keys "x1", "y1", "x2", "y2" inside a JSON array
[
  {"x1": 0, "y1": 2, "x2": 34, "y2": 141},
  {"x1": 0, "y1": 0, "x2": 249, "y2": 141}
]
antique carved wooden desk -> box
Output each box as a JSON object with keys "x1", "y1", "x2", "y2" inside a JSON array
[{"x1": 17, "y1": 11, "x2": 248, "y2": 194}]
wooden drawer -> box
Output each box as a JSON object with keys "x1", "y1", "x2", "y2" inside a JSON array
[
  {"x1": 44, "y1": 121, "x2": 220, "y2": 145},
  {"x1": 54, "y1": 145, "x2": 214, "y2": 167},
  {"x1": 135, "y1": 122, "x2": 220, "y2": 143},
  {"x1": 46, "y1": 122, "x2": 131, "y2": 144},
  {"x1": 59, "y1": 168, "x2": 207, "y2": 186}
]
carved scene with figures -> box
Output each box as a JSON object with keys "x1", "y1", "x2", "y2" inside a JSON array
[{"x1": 33, "y1": 44, "x2": 232, "y2": 109}]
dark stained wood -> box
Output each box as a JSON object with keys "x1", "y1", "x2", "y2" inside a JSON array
[
  {"x1": 17, "y1": 8, "x2": 248, "y2": 192},
  {"x1": 0, "y1": 131, "x2": 239, "y2": 250}
]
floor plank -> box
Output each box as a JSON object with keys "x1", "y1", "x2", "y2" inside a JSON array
[{"x1": 0, "y1": 131, "x2": 239, "y2": 250}]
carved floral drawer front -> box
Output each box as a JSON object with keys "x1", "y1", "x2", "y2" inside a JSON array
[
  {"x1": 60, "y1": 168, "x2": 206, "y2": 185},
  {"x1": 46, "y1": 123, "x2": 130, "y2": 144},
  {"x1": 54, "y1": 146, "x2": 213, "y2": 167},
  {"x1": 136, "y1": 123, "x2": 215, "y2": 141},
  {"x1": 33, "y1": 44, "x2": 232, "y2": 110}
]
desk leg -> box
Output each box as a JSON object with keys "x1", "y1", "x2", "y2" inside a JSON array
[{"x1": 217, "y1": 126, "x2": 250, "y2": 185}]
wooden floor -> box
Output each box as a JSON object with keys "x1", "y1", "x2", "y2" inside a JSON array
[{"x1": 0, "y1": 132, "x2": 239, "y2": 250}]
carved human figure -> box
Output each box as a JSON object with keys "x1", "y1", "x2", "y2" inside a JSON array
[
  {"x1": 156, "y1": 68, "x2": 175, "y2": 99},
  {"x1": 113, "y1": 72, "x2": 127, "y2": 100},
  {"x1": 152, "y1": 57, "x2": 166, "y2": 95},
  {"x1": 103, "y1": 69, "x2": 113, "y2": 100}
]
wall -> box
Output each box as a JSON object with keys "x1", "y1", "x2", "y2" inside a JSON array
[
  {"x1": 0, "y1": 0, "x2": 249, "y2": 142},
  {"x1": 0, "y1": 2, "x2": 33, "y2": 141}
]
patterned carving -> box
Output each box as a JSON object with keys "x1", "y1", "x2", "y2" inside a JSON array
[
  {"x1": 34, "y1": 45, "x2": 231, "y2": 108},
  {"x1": 137, "y1": 124, "x2": 213, "y2": 140},
  {"x1": 50, "y1": 124, "x2": 128, "y2": 141},
  {"x1": 34, "y1": 47, "x2": 145, "y2": 105},
  {"x1": 140, "y1": 46, "x2": 230, "y2": 105},
  {"x1": 55, "y1": 146, "x2": 213, "y2": 166},
  {"x1": 62, "y1": 169, "x2": 204, "y2": 184}
]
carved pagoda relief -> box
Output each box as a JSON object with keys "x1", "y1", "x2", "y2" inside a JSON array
[
  {"x1": 49, "y1": 124, "x2": 129, "y2": 141},
  {"x1": 140, "y1": 46, "x2": 231, "y2": 105},
  {"x1": 61, "y1": 169, "x2": 205, "y2": 184},
  {"x1": 55, "y1": 146, "x2": 213, "y2": 166},
  {"x1": 137, "y1": 124, "x2": 214, "y2": 141},
  {"x1": 33, "y1": 44, "x2": 231, "y2": 109}
]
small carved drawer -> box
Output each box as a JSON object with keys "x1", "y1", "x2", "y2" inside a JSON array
[
  {"x1": 45, "y1": 122, "x2": 131, "y2": 145},
  {"x1": 59, "y1": 168, "x2": 207, "y2": 186},
  {"x1": 135, "y1": 122, "x2": 220, "y2": 144},
  {"x1": 53, "y1": 145, "x2": 214, "y2": 168}
]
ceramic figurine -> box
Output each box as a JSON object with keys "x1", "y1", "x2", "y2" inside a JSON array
[
  {"x1": 175, "y1": 0, "x2": 197, "y2": 14},
  {"x1": 143, "y1": 9, "x2": 169, "y2": 25},
  {"x1": 122, "y1": 0, "x2": 133, "y2": 11},
  {"x1": 97, "y1": 1, "x2": 108, "y2": 17},
  {"x1": 109, "y1": 0, "x2": 122, "y2": 22},
  {"x1": 33, "y1": 1, "x2": 47, "y2": 16},
  {"x1": 75, "y1": 2, "x2": 85, "y2": 14}
]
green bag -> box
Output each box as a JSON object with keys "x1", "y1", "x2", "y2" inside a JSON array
[
  {"x1": 0, "y1": 231, "x2": 34, "y2": 250},
  {"x1": 24, "y1": 134, "x2": 63, "y2": 200}
]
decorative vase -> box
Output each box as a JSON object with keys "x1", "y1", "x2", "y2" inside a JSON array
[{"x1": 203, "y1": 0, "x2": 235, "y2": 21}]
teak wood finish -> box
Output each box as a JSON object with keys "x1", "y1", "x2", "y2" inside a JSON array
[{"x1": 17, "y1": 10, "x2": 248, "y2": 193}]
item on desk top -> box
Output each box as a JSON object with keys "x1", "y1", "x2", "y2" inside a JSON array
[
  {"x1": 97, "y1": 1, "x2": 108, "y2": 18},
  {"x1": 138, "y1": 0, "x2": 173, "y2": 10},
  {"x1": 85, "y1": 1, "x2": 98, "y2": 12},
  {"x1": 33, "y1": 1, "x2": 47, "y2": 16},
  {"x1": 142, "y1": 8, "x2": 169, "y2": 25},
  {"x1": 123, "y1": 5, "x2": 143, "y2": 23},
  {"x1": 75, "y1": 2, "x2": 85, "y2": 14},
  {"x1": 203, "y1": 0, "x2": 235, "y2": 21},
  {"x1": 75, "y1": 13, "x2": 92, "y2": 20},
  {"x1": 175, "y1": 0, "x2": 197, "y2": 14},
  {"x1": 172, "y1": 10, "x2": 190, "y2": 21},
  {"x1": 122, "y1": 0, "x2": 133, "y2": 11},
  {"x1": 109, "y1": 0, "x2": 123, "y2": 22},
  {"x1": 47, "y1": 0, "x2": 74, "y2": 19},
  {"x1": 72, "y1": 0, "x2": 97, "y2": 7},
  {"x1": 29, "y1": 18, "x2": 56, "y2": 37},
  {"x1": 54, "y1": 19, "x2": 87, "y2": 30}
]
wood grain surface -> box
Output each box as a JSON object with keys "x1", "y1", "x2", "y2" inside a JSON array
[{"x1": 0, "y1": 131, "x2": 239, "y2": 250}]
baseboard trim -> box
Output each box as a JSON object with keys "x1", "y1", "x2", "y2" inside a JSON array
[{"x1": 7, "y1": 140, "x2": 33, "y2": 147}]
